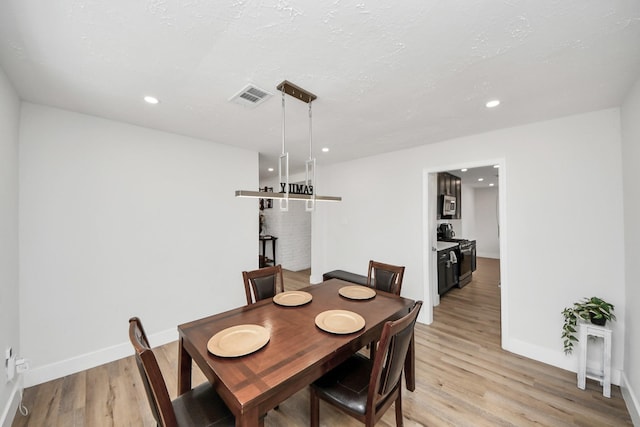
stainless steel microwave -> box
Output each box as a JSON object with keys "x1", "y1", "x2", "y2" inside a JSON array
[{"x1": 441, "y1": 194, "x2": 456, "y2": 216}]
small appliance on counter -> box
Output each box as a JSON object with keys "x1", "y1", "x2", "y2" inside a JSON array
[{"x1": 437, "y1": 223, "x2": 455, "y2": 240}]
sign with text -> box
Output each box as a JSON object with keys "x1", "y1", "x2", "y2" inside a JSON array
[{"x1": 280, "y1": 182, "x2": 313, "y2": 195}]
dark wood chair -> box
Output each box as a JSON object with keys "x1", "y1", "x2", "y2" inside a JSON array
[
  {"x1": 310, "y1": 301, "x2": 423, "y2": 427},
  {"x1": 367, "y1": 260, "x2": 405, "y2": 295},
  {"x1": 242, "y1": 264, "x2": 284, "y2": 305},
  {"x1": 128, "y1": 317, "x2": 235, "y2": 427},
  {"x1": 366, "y1": 260, "x2": 406, "y2": 360}
]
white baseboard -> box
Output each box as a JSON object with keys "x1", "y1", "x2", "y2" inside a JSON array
[
  {"x1": 1, "y1": 378, "x2": 22, "y2": 427},
  {"x1": 417, "y1": 311, "x2": 432, "y2": 325},
  {"x1": 506, "y1": 337, "x2": 621, "y2": 385},
  {"x1": 310, "y1": 274, "x2": 323, "y2": 284},
  {"x1": 476, "y1": 251, "x2": 500, "y2": 259},
  {"x1": 23, "y1": 328, "x2": 177, "y2": 388},
  {"x1": 621, "y1": 372, "x2": 640, "y2": 426}
]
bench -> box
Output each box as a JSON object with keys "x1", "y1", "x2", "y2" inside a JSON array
[{"x1": 322, "y1": 270, "x2": 368, "y2": 286}]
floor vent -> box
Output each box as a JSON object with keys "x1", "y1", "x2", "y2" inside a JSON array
[{"x1": 229, "y1": 84, "x2": 272, "y2": 107}]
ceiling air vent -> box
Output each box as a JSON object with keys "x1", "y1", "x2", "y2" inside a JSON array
[{"x1": 229, "y1": 84, "x2": 272, "y2": 107}]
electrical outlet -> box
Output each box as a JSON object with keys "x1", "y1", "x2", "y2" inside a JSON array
[
  {"x1": 7, "y1": 356, "x2": 16, "y2": 381},
  {"x1": 16, "y1": 358, "x2": 29, "y2": 374}
]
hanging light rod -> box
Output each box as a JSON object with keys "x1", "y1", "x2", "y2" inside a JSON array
[
  {"x1": 235, "y1": 80, "x2": 342, "y2": 210},
  {"x1": 235, "y1": 190, "x2": 341, "y2": 202}
]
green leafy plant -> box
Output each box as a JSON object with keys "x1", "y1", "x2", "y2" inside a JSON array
[{"x1": 561, "y1": 297, "x2": 616, "y2": 354}]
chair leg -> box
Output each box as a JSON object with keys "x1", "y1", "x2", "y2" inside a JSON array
[
  {"x1": 395, "y1": 392, "x2": 403, "y2": 427},
  {"x1": 310, "y1": 387, "x2": 320, "y2": 427}
]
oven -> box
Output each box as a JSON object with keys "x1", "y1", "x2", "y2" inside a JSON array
[{"x1": 457, "y1": 241, "x2": 473, "y2": 287}]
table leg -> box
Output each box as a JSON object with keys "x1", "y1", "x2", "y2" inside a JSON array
[
  {"x1": 178, "y1": 337, "x2": 192, "y2": 395},
  {"x1": 235, "y1": 407, "x2": 264, "y2": 427},
  {"x1": 577, "y1": 326, "x2": 587, "y2": 390},
  {"x1": 603, "y1": 330, "x2": 612, "y2": 398},
  {"x1": 405, "y1": 331, "x2": 416, "y2": 391},
  {"x1": 272, "y1": 239, "x2": 276, "y2": 265}
]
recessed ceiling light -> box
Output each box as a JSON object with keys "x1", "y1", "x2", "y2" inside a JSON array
[
  {"x1": 322, "y1": 147, "x2": 329, "y2": 153},
  {"x1": 489, "y1": 183, "x2": 495, "y2": 187},
  {"x1": 486, "y1": 99, "x2": 500, "y2": 108},
  {"x1": 267, "y1": 167, "x2": 274, "y2": 172},
  {"x1": 493, "y1": 164, "x2": 500, "y2": 168},
  {"x1": 144, "y1": 96, "x2": 159, "y2": 105},
  {"x1": 461, "y1": 168, "x2": 468, "y2": 172},
  {"x1": 478, "y1": 178, "x2": 484, "y2": 182}
]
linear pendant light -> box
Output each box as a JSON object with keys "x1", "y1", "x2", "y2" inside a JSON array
[{"x1": 235, "y1": 80, "x2": 342, "y2": 211}]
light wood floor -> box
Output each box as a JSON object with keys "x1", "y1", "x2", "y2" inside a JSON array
[{"x1": 12, "y1": 259, "x2": 632, "y2": 426}]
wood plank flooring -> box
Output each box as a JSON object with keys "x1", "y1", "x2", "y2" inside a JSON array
[{"x1": 12, "y1": 259, "x2": 632, "y2": 426}]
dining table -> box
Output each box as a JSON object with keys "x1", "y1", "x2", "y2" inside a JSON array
[{"x1": 177, "y1": 278, "x2": 415, "y2": 427}]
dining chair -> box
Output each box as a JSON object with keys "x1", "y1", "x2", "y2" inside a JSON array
[
  {"x1": 366, "y1": 260, "x2": 406, "y2": 360},
  {"x1": 367, "y1": 260, "x2": 405, "y2": 296},
  {"x1": 128, "y1": 317, "x2": 235, "y2": 427},
  {"x1": 242, "y1": 264, "x2": 284, "y2": 305},
  {"x1": 310, "y1": 301, "x2": 423, "y2": 427}
]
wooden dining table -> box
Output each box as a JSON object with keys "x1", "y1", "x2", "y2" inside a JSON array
[{"x1": 177, "y1": 278, "x2": 415, "y2": 427}]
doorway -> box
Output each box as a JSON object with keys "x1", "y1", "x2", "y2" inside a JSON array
[
  {"x1": 258, "y1": 179, "x2": 312, "y2": 272},
  {"x1": 423, "y1": 160, "x2": 507, "y2": 348}
]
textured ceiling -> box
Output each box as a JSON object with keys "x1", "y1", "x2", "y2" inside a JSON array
[{"x1": 1, "y1": 1, "x2": 639, "y2": 180}]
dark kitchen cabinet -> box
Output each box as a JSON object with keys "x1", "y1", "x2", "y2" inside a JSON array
[
  {"x1": 437, "y1": 172, "x2": 461, "y2": 219},
  {"x1": 438, "y1": 248, "x2": 459, "y2": 295}
]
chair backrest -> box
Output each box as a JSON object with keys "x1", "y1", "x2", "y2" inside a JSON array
[
  {"x1": 367, "y1": 260, "x2": 405, "y2": 295},
  {"x1": 129, "y1": 317, "x2": 178, "y2": 427},
  {"x1": 368, "y1": 301, "x2": 422, "y2": 409},
  {"x1": 242, "y1": 264, "x2": 284, "y2": 305}
]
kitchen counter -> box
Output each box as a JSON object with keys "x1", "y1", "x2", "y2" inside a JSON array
[{"x1": 436, "y1": 241, "x2": 459, "y2": 251}]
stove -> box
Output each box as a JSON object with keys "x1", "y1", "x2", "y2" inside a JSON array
[{"x1": 438, "y1": 238, "x2": 468, "y2": 243}]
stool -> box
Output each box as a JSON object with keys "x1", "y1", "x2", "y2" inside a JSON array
[
  {"x1": 259, "y1": 235, "x2": 277, "y2": 267},
  {"x1": 577, "y1": 321, "x2": 612, "y2": 398}
]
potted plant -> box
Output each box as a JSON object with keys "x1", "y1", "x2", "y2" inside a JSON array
[{"x1": 561, "y1": 296, "x2": 616, "y2": 355}]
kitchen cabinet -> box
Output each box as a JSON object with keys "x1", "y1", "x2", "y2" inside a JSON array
[
  {"x1": 437, "y1": 172, "x2": 461, "y2": 219},
  {"x1": 438, "y1": 247, "x2": 459, "y2": 295}
]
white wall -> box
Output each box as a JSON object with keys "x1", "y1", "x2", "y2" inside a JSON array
[
  {"x1": 0, "y1": 67, "x2": 21, "y2": 427},
  {"x1": 621, "y1": 76, "x2": 640, "y2": 424},
  {"x1": 458, "y1": 183, "x2": 476, "y2": 240},
  {"x1": 313, "y1": 109, "x2": 626, "y2": 381},
  {"x1": 442, "y1": 181, "x2": 500, "y2": 259},
  {"x1": 19, "y1": 103, "x2": 258, "y2": 386},
  {"x1": 474, "y1": 187, "x2": 500, "y2": 259}
]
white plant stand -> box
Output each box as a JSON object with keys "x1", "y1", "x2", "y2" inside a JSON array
[{"x1": 577, "y1": 321, "x2": 612, "y2": 398}]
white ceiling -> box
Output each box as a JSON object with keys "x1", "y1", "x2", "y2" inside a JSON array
[
  {"x1": 1, "y1": 1, "x2": 639, "y2": 180},
  {"x1": 446, "y1": 165, "x2": 500, "y2": 189}
]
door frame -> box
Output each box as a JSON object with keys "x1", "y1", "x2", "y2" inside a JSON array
[{"x1": 422, "y1": 159, "x2": 508, "y2": 348}]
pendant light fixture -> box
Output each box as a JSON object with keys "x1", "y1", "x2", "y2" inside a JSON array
[{"x1": 235, "y1": 80, "x2": 341, "y2": 211}]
